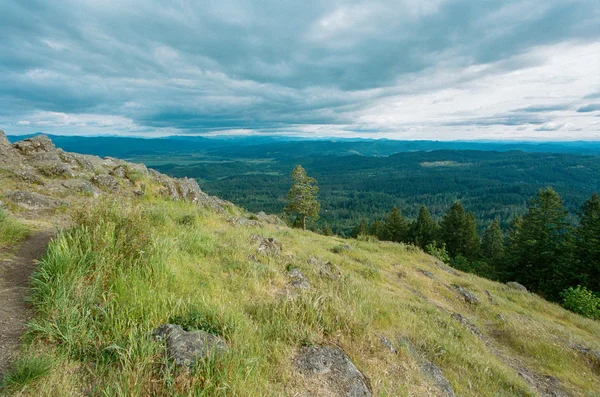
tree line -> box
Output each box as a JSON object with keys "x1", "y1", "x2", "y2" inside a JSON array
[
  {"x1": 284, "y1": 165, "x2": 599, "y2": 316},
  {"x1": 345, "y1": 187, "x2": 600, "y2": 303}
]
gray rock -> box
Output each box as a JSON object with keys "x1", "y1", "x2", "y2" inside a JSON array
[
  {"x1": 13, "y1": 135, "x2": 55, "y2": 155},
  {"x1": 451, "y1": 313, "x2": 482, "y2": 336},
  {"x1": 296, "y1": 345, "x2": 371, "y2": 397},
  {"x1": 251, "y1": 234, "x2": 282, "y2": 256},
  {"x1": 307, "y1": 256, "x2": 342, "y2": 279},
  {"x1": 92, "y1": 174, "x2": 121, "y2": 191},
  {"x1": 420, "y1": 360, "x2": 456, "y2": 397},
  {"x1": 451, "y1": 284, "x2": 480, "y2": 305},
  {"x1": 3, "y1": 190, "x2": 64, "y2": 210},
  {"x1": 152, "y1": 324, "x2": 228, "y2": 368},
  {"x1": 288, "y1": 268, "x2": 310, "y2": 290},
  {"x1": 572, "y1": 343, "x2": 600, "y2": 365},
  {"x1": 379, "y1": 336, "x2": 396, "y2": 354},
  {"x1": 62, "y1": 179, "x2": 97, "y2": 196},
  {"x1": 507, "y1": 282, "x2": 528, "y2": 292},
  {"x1": 0, "y1": 129, "x2": 11, "y2": 146},
  {"x1": 110, "y1": 165, "x2": 127, "y2": 179},
  {"x1": 177, "y1": 177, "x2": 202, "y2": 201},
  {"x1": 12, "y1": 169, "x2": 44, "y2": 185},
  {"x1": 418, "y1": 268, "x2": 435, "y2": 279}
]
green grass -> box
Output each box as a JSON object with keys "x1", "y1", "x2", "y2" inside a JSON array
[
  {"x1": 0, "y1": 355, "x2": 53, "y2": 394},
  {"x1": 0, "y1": 207, "x2": 30, "y2": 248},
  {"x1": 8, "y1": 197, "x2": 600, "y2": 396}
]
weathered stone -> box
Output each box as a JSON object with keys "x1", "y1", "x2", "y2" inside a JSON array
[
  {"x1": 296, "y1": 345, "x2": 371, "y2": 397},
  {"x1": 13, "y1": 135, "x2": 55, "y2": 155},
  {"x1": 12, "y1": 169, "x2": 44, "y2": 185},
  {"x1": 420, "y1": 360, "x2": 456, "y2": 397},
  {"x1": 379, "y1": 336, "x2": 396, "y2": 354},
  {"x1": 451, "y1": 284, "x2": 480, "y2": 305},
  {"x1": 92, "y1": 174, "x2": 121, "y2": 191},
  {"x1": 62, "y1": 179, "x2": 97, "y2": 196},
  {"x1": 251, "y1": 234, "x2": 282, "y2": 256},
  {"x1": 3, "y1": 190, "x2": 64, "y2": 210},
  {"x1": 288, "y1": 268, "x2": 310, "y2": 290},
  {"x1": 572, "y1": 344, "x2": 600, "y2": 366},
  {"x1": 0, "y1": 129, "x2": 11, "y2": 146},
  {"x1": 418, "y1": 268, "x2": 435, "y2": 279},
  {"x1": 152, "y1": 324, "x2": 228, "y2": 368},
  {"x1": 307, "y1": 256, "x2": 342, "y2": 279},
  {"x1": 451, "y1": 313, "x2": 482, "y2": 336},
  {"x1": 507, "y1": 282, "x2": 528, "y2": 292},
  {"x1": 110, "y1": 165, "x2": 127, "y2": 179}
]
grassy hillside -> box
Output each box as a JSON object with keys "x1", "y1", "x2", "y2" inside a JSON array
[{"x1": 3, "y1": 196, "x2": 600, "y2": 396}]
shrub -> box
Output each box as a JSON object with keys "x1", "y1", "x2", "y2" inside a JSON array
[
  {"x1": 425, "y1": 243, "x2": 451, "y2": 264},
  {"x1": 560, "y1": 286, "x2": 600, "y2": 320}
]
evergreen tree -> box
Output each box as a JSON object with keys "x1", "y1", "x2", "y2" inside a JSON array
[
  {"x1": 505, "y1": 187, "x2": 572, "y2": 299},
  {"x1": 440, "y1": 202, "x2": 466, "y2": 257},
  {"x1": 412, "y1": 205, "x2": 438, "y2": 248},
  {"x1": 574, "y1": 193, "x2": 600, "y2": 292},
  {"x1": 351, "y1": 219, "x2": 369, "y2": 238},
  {"x1": 369, "y1": 220, "x2": 387, "y2": 240},
  {"x1": 385, "y1": 206, "x2": 409, "y2": 243},
  {"x1": 464, "y1": 212, "x2": 481, "y2": 259},
  {"x1": 285, "y1": 165, "x2": 320, "y2": 230},
  {"x1": 322, "y1": 221, "x2": 334, "y2": 236},
  {"x1": 482, "y1": 219, "x2": 504, "y2": 266},
  {"x1": 440, "y1": 202, "x2": 480, "y2": 259}
]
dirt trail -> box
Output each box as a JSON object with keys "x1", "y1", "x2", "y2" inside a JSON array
[{"x1": 0, "y1": 231, "x2": 54, "y2": 377}]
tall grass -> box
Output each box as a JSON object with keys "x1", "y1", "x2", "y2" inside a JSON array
[
  {"x1": 8, "y1": 197, "x2": 600, "y2": 396},
  {"x1": 0, "y1": 207, "x2": 30, "y2": 248}
]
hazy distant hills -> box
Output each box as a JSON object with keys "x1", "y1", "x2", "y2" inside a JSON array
[{"x1": 7, "y1": 134, "x2": 600, "y2": 159}]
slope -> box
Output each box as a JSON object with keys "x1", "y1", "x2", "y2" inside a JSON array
[{"x1": 0, "y1": 131, "x2": 599, "y2": 396}]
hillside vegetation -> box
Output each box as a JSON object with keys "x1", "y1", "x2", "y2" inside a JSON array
[{"x1": 1, "y1": 132, "x2": 600, "y2": 396}]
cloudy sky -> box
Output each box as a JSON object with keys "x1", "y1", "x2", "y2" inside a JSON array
[{"x1": 1, "y1": 0, "x2": 600, "y2": 140}]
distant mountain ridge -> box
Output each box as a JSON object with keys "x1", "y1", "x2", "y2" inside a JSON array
[{"x1": 7, "y1": 133, "x2": 600, "y2": 159}]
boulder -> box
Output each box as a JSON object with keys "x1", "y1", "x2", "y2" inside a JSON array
[
  {"x1": 451, "y1": 313, "x2": 482, "y2": 336},
  {"x1": 307, "y1": 256, "x2": 342, "y2": 279},
  {"x1": 12, "y1": 169, "x2": 44, "y2": 185},
  {"x1": 507, "y1": 282, "x2": 528, "y2": 292},
  {"x1": 92, "y1": 174, "x2": 121, "y2": 192},
  {"x1": 251, "y1": 234, "x2": 282, "y2": 256},
  {"x1": 420, "y1": 360, "x2": 456, "y2": 397},
  {"x1": 3, "y1": 190, "x2": 64, "y2": 210},
  {"x1": 13, "y1": 135, "x2": 55, "y2": 155},
  {"x1": 288, "y1": 268, "x2": 310, "y2": 290},
  {"x1": 152, "y1": 324, "x2": 228, "y2": 368},
  {"x1": 0, "y1": 129, "x2": 11, "y2": 146},
  {"x1": 296, "y1": 345, "x2": 371, "y2": 397},
  {"x1": 418, "y1": 268, "x2": 435, "y2": 279},
  {"x1": 451, "y1": 284, "x2": 480, "y2": 305},
  {"x1": 62, "y1": 179, "x2": 98, "y2": 196}
]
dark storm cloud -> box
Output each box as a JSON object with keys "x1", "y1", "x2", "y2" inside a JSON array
[{"x1": 0, "y1": 0, "x2": 599, "y2": 136}]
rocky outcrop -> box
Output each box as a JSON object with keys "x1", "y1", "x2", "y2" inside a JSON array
[
  {"x1": 451, "y1": 284, "x2": 480, "y2": 305},
  {"x1": 0, "y1": 132, "x2": 231, "y2": 213},
  {"x1": 420, "y1": 360, "x2": 456, "y2": 397},
  {"x1": 251, "y1": 234, "x2": 282, "y2": 256},
  {"x1": 288, "y1": 268, "x2": 310, "y2": 290},
  {"x1": 3, "y1": 191, "x2": 64, "y2": 210},
  {"x1": 296, "y1": 345, "x2": 371, "y2": 397},
  {"x1": 152, "y1": 324, "x2": 228, "y2": 368},
  {"x1": 507, "y1": 282, "x2": 528, "y2": 292},
  {"x1": 307, "y1": 256, "x2": 342, "y2": 279}
]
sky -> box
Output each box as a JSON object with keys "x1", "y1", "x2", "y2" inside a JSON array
[{"x1": 1, "y1": 0, "x2": 600, "y2": 140}]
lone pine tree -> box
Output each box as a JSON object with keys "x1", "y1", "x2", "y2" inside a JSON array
[{"x1": 285, "y1": 165, "x2": 320, "y2": 230}]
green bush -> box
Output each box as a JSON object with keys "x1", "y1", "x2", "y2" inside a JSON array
[
  {"x1": 560, "y1": 286, "x2": 600, "y2": 320},
  {"x1": 425, "y1": 243, "x2": 450, "y2": 264}
]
